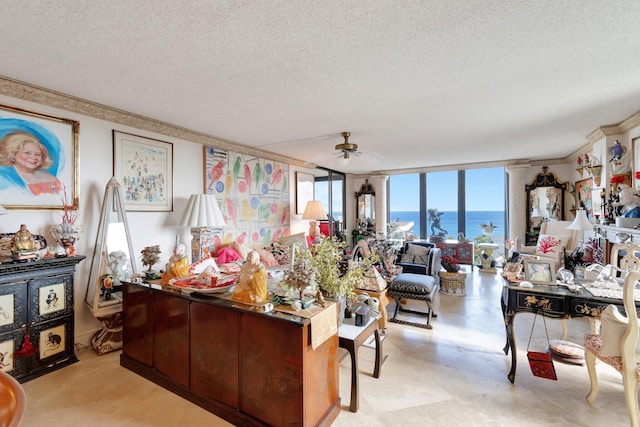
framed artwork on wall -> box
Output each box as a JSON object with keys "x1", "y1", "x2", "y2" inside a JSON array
[
  {"x1": 296, "y1": 172, "x2": 314, "y2": 214},
  {"x1": 0, "y1": 103, "x2": 79, "y2": 210},
  {"x1": 113, "y1": 131, "x2": 173, "y2": 212},
  {"x1": 575, "y1": 178, "x2": 593, "y2": 218}
]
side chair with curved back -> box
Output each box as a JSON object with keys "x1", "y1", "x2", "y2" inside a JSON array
[{"x1": 583, "y1": 261, "x2": 640, "y2": 427}]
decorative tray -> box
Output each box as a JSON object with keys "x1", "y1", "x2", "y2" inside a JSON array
[{"x1": 168, "y1": 274, "x2": 237, "y2": 293}]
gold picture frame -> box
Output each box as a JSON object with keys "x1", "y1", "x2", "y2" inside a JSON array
[{"x1": 0, "y1": 103, "x2": 79, "y2": 210}]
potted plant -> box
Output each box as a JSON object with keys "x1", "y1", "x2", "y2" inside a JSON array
[{"x1": 140, "y1": 245, "x2": 162, "y2": 279}]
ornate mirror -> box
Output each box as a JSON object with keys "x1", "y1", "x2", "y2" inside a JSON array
[
  {"x1": 525, "y1": 167, "x2": 567, "y2": 245},
  {"x1": 355, "y1": 179, "x2": 375, "y2": 230}
]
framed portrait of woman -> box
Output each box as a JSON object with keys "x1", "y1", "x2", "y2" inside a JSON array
[{"x1": 0, "y1": 104, "x2": 79, "y2": 210}]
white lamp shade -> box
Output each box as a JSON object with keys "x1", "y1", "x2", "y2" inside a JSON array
[
  {"x1": 567, "y1": 209, "x2": 592, "y2": 231},
  {"x1": 179, "y1": 194, "x2": 226, "y2": 227},
  {"x1": 302, "y1": 200, "x2": 328, "y2": 220},
  {"x1": 0, "y1": 205, "x2": 7, "y2": 215}
]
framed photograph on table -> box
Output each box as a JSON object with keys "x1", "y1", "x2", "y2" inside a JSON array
[
  {"x1": 113, "y1": 131, "x2": 173, "y2": 212},
  {"x1": 524, "y1": 259, "x2": 557, "y2": 286},
  {"x1": 0, "y1": 103, "x2": 79, "y2": 210},
  {"x1": 575, "y1": 178, "x2": 593, "y2": 218},
  {"x1": 295, "y1": 172, "x2": 314, "y2": 214}
]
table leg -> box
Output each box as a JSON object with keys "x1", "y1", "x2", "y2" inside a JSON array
[
  {"x1": 373, "y1": 328, "x2": 382, "y2": 378},
  {"x1": 345, "y1": 342, "x2": 359, "y2": 412},
  {"x1": 505, "y1": 311, "x2": 517, "y2": 383}
]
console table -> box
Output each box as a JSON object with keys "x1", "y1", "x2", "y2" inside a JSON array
[
  {"x1": 435, "y1": 240, "x2": 474, "y2": 270},
  {"x1": 501, "y1": 280, "x2": 640, "y2": 383},
  {"x1": 0, "y1": 256, "x2": 85, "y2": 383},
  {"x1": 121, "y1": 281, "x2": 340, "y2": 426}
]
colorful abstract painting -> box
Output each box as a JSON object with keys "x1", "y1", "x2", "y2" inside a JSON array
[{"x1": 204, "y1": 146, "x2": 290, "y2": 251}]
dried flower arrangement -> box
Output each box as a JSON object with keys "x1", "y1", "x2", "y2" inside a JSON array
[{"x1": 140, "y1": 245, "x2": 162, "y2": 274}]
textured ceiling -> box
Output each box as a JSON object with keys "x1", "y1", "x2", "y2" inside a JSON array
[{"x1": 1, "y1": 1, "x2": 640, "y2": 174}]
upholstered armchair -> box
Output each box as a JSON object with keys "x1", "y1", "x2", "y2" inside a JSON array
[
  {"x1": 520, "y1": 220, "x2": 580, "y2": 265},
  {"x1": 395, "y1": 241, "x2": 442, "y2": 286}
]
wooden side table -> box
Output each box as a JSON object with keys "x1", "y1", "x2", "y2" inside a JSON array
[
  {"x1": 338, "y1": 317, "x2": 382, "y2": 412},
  {"x1": 439, "y1": 271, "x2": 467, "y2": 296}
]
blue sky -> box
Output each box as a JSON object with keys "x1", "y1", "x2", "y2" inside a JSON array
[
  {"x1": 315, "y1": 167, "x2": 505, "y2": 215},
  {"x1": 390, "y1": 167, "x2": 505, "y2": 211}
]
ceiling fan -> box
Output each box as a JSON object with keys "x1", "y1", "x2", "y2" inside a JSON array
[{"x1": 334, "y1": 132, "x2": 360, "y2": 159}]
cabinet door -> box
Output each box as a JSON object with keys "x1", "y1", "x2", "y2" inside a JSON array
[
  {"x1": 0, "y1": 281, "x2": 27, "y2": 336},
  {"x1": 29, "y1": 315, "x2": 74, "y2": 373},
  {"x1": 0, "y1": 329, "x2": 28, "y2": 379},
  {"x1": 28, "y1": 274, "x2": 73, "y2": 324},
  {"x1": 240, "y1": 313, "x2": 304, "y2": 426},
  {"x1": 153, "y1": 292, "x2": 189, "y2": 387},
  {"x1": 122, "y1": 283, "x2": 154, "y2": 366},
  {"x1": 190, "y1": 301, "x2": 239, "y2": 408}
]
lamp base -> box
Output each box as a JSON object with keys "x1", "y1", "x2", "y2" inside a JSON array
[{"x1": 190, "y1": 226, "x2": 222, "y2": 262}]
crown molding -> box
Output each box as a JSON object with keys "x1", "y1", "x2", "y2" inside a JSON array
[{"x1": 0, "y1": 76, "x2": 309, "y2": 167}]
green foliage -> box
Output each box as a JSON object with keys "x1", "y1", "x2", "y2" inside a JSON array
[{"x1": 312, "y1": 237, "x2": 368, "y2": 298}]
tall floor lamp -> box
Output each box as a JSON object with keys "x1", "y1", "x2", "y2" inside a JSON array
[{"x1": 180, "y1": 194, "x2": 226, "y2": 262}]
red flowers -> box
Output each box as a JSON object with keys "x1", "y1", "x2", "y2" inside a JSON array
[
  {"x1": 610, "y1": 175, "x2": 626, "y2": 185},
  {"x1": 635, "y1": 171, "x2": 640, "y2": 180}
]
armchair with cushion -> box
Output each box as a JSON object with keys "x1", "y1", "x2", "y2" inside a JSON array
[
  {"x1": 395, "y1": 241, "x2": 442, "y2": 286},
  {"x1": 520, "y1": 220, "x2": 580, "y2": 265}
]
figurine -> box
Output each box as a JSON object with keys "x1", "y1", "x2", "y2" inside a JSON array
[
  {"x1": 11, "y1": 224, "x2": 38, "y2": 261},
  {"x1": 161, "y1": 243, "x2": 189, "y2": 284},
  {"x1": 232, "y1": 250, "x2": 267, "y2": 304}
]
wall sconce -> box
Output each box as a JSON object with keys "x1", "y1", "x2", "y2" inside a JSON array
[
  {"x1": 179, "y1": 194, "x2": 226, "y2": 262},
  {"x1": 302, "y1": 200, "x2": 327, "y2": 240}
]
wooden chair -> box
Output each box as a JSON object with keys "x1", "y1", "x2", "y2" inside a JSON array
[
  {"x1": 583, "y1": 269, "x2": 640, "y2": 427},
  {"x1": 0, "y1": 370, "x2": 26, "y2": 427}
]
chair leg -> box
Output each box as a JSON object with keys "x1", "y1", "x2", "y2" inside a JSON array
[
  {"x1": 622, "y1": 373, "x2": 640, "y2": 426},
  {"x1": 585, "y1": 350, "x2": 599, "y2": 404},
  {"x1": 425, "y1": 300, "x2": 435, "y2": 329}
]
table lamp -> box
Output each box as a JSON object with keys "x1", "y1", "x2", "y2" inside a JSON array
[
  {"x1": 180, "y1": 194, "x2": 226, "y2": 262},
  {"x1": 567, "y1": 208, "x2": 593, "y2": 250},
  {"x1": 302, "y1": 200, "x2": 327, "y2": 240}
]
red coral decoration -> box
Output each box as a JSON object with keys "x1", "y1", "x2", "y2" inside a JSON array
[{"x1": 537, "y1": 236, "x2": 562, "y2": 254}]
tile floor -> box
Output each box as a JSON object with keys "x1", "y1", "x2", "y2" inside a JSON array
[{"x1": 20, "y1": 269, "x2": 632, "y2": 426}]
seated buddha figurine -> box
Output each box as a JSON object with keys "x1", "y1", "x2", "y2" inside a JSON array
[
  {"x1": 232, "y1": 250, "x2": 267, "y2": 304},
  {"x1": 161, "y1": 243, "x2": 190, "y2": 284}
]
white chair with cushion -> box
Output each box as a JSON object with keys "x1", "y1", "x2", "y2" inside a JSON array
[
  {"x1": 583, "y1": 268, "x2": 640, "y2": 427},
  {"x1": 521, "y1": 220, "x2": 580, "y2": 265}
]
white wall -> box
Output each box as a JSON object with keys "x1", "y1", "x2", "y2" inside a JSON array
[{"x1": 0, "y1": 94, "x2": 232, "y2": 342}]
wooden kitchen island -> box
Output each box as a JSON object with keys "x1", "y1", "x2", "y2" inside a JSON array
[{"x1": 121, "y1": 282, "x2": 340, "y2": 426}]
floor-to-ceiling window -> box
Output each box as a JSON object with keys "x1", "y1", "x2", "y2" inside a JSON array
[
  {"x1": 388, "y1": 173, "x2": 420, "y2": 237},
  {"x1": 388, "y1": 167, "x2": 506, "y2": 246}
]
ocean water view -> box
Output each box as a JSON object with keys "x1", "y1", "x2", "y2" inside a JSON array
[{"x1": 389, "y1": 210, "x2": 505, "y2": 242}]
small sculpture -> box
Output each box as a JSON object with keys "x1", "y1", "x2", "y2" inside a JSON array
[
  {"x1": 161, "y1": 243, "x2": 189, "y2": 284},
  {"x1": 428, "y1": 209, "x2": 447, "y2": 237},
  {"x1": 140, "y1": 245, "x2": 162, "y2": 279},
  {"x1": 618, "y1": 187, "x2": 640, "y2": 218},
  {"x1": 11, "y1": 224, "x2": 38, "y2": 261},
  {"x1": 232, "y1": 250, "x2": 267, "y2": 304}
]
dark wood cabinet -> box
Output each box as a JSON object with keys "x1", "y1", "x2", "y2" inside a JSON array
[
  {"x1": 121, "y1": 282, "x2": 340, "y2": 427},
  {"x1": 0, "y1": 256, "x2": 84, "y2": 383}
]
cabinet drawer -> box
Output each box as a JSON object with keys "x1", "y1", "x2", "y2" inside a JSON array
[
  {"x1": 28, "y1": 273, "x2": 74, "y2": 323},
  {"x1": 515, "y1": 291, "x2": 565, "y2": 316}
]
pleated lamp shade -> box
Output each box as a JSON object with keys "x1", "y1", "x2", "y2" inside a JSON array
[
  {"x1": 180, "y1": 194, "x2": 226, "y2": 227},
  {"x1": 0, "y1": 205, "x2": 8, "y2": 215}
]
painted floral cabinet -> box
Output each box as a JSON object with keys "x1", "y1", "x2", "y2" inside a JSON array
[{"x1": 0, "y1": 256, "x2": 84, "y2": 382}]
